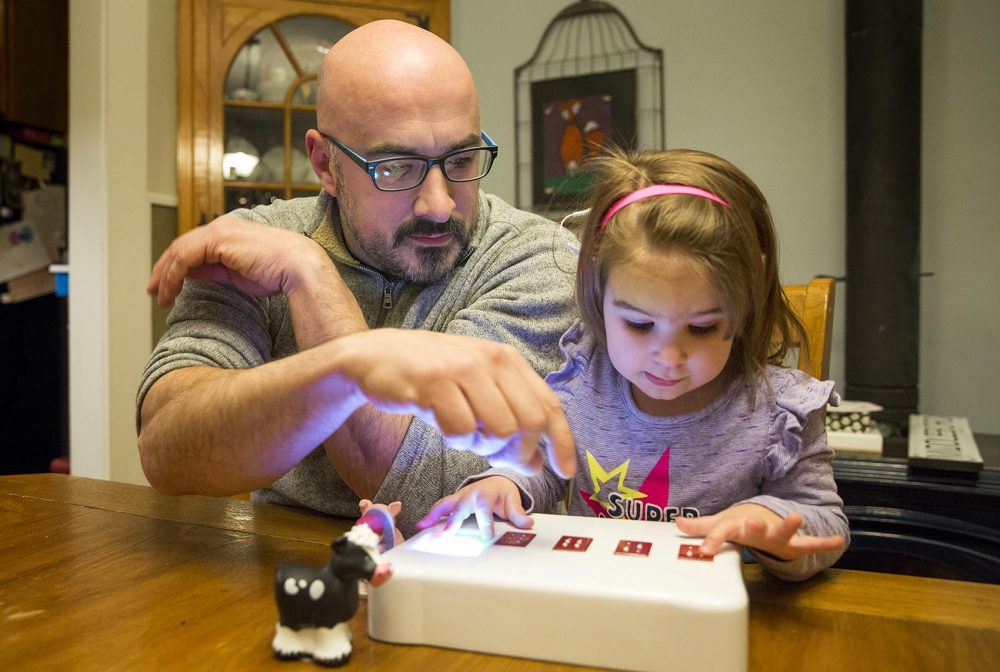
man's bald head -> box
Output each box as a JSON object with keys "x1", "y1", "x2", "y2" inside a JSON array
[{"x1": 316, "y1": 20, "x2": 479, "y2": 137}]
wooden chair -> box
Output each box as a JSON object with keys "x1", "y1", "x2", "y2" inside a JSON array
[{"x1": 781, "y1": 277, "x2": 835, "y2": 380}]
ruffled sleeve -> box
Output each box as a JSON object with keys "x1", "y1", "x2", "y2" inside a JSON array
[
  {"x1": 544, "y1": 320, "x2": 596, "y2": 392},
  {"x1": 741, "y1": 368, "x2": 848, "y2": 581},
  {"x1": 764, "y1": 370, "x2": 840, "y2": 481}
]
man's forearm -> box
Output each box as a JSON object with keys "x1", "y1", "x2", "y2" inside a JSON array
[
  {"x1": 322, "y1": 406, "x2": 411, "y2": 499},
  {"x1": 141, "y1": 255, "x2": 411, "y2": 500},
  {"x1": 285, "y1": 262, "x2": 409, "y2": 499},
  {"x1": 138, "y1": 343, "x2": 368, "y2": 496}
]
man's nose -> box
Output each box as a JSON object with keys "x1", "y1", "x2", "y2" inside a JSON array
[{"x1": 413, "y1": 166, "x2": 455, "y2": 222}]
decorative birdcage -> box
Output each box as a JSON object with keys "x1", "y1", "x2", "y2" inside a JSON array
[{"x1": 514, "y1": 0, "x2": 663, "y2": 213}]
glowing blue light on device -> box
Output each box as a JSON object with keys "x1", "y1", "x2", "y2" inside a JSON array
[{"x1": 408, "y1": 529, "x2": 493, "y2": 558}]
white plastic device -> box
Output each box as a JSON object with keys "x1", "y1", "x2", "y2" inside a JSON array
[{"x1": 368, "y1": 513, "x2": 748, "y2": 672}]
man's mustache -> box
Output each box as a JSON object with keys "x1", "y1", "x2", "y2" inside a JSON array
[{"x1": 394, "y1": 217, "x2": 466, "y2": 245}]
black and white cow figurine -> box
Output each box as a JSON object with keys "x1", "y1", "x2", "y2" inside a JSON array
[{"x1": 272, "y1": 523, "x2": 392, "y2": 667}]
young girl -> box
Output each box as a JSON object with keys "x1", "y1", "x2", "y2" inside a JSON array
[{"x1": 419, "y1": 148, "x2": 848, "y2": 581}]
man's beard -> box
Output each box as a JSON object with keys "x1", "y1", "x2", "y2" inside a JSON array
[
  {"x1": 335, "y1": 161, "x2": 473, "y2": 283},
  {"x1": 389, "y1": 216, "x2": 471, "y2": 282}
]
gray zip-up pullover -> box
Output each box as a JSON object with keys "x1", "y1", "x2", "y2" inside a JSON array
[{"x1": 137, "y1": 190, "x2": 578, "y2": 535}]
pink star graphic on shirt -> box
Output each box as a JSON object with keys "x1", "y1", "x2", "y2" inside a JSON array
[{"x1": 579, "y1": 447, "x2": 671, "y2": 518}]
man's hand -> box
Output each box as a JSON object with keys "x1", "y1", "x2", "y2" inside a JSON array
[
  {"x1": 331, "y1": 329, "x2": 576, "y2": 481},
  {"x1": 416, "y1": 476, "x2": 532, "y2": 539},
  {"x1": 674, "y1": 504, "x2": 845, "y2": 560},
  {"x1": 147, "y1": 215, "x2": 332, "y2": 307}
]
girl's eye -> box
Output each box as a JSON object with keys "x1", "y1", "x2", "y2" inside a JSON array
[
  {"x1": 689, "y1": 323, "x2": 719, "y2": 336},
  {"x1": 624, "y1": 320, "x2": 653, "y2": 333}
]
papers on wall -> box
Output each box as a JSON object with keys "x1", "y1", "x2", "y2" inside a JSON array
[
  {"x1": 22, "y1": 184, "x2": 66, "y2": 261},
  {"x1": 0, "y1": 220, "x2": 52, "y2": 284}
]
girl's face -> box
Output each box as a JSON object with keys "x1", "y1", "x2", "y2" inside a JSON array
[{"x1": 603, "y1": 251, "x2": 734, "y2": 416}]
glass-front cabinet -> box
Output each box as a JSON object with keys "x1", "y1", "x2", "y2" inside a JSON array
[
  {"x1": 220, "y1": 15, "x2": 350, "y2": 214},
  {"x1": 177, "y1": 0, "x2": 450, "y2": 234}
]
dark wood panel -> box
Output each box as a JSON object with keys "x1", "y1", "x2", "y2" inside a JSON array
[{"x1": 0, "y1": 0, "x2": 68, "y2": 132}]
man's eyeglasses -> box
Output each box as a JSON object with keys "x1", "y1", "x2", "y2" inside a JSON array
[{"x1": 320, "y1": 131, "x2": 498, "y2": 192}]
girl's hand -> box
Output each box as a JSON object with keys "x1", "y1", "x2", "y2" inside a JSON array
[
  {"x1": 416, "y1": 476, "x2": 533, "y2": 540},
  {"x1": 674, "y1": 504, "x2": 845, "y2": 560}
]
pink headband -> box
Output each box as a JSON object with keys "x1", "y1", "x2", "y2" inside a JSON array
[{"x1": 599, "y1": 184, "x2": 730, "y2": 230}]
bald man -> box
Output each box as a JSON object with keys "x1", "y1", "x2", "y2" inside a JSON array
[{"x1": 138, "y1": 21, "x2": 578, "y2": 535}]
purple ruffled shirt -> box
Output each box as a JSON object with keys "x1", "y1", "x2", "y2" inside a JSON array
[{"x1": 475, "y1": 320, "x2": 850, "y2": 581}]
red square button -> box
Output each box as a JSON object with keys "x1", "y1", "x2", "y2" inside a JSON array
[
  {"x1": 678, "y1": 543, "x2": 713, "y2": 561},
  {"x1": 553, "y1": 535, "x2": 593, "y2": 552},
  {"x1": 614, "y1": 539, "x2": 652, "y2": 557},
  {"x1": 494, "y1": 531, "x2": 536, "y2": 547}
]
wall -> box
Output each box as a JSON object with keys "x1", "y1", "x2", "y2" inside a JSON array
[
  {"x1": 921, "y1": 1, "x2": 1000, "y2": 434},
  {"x1": 454, "y1": 0, "x2": 1000, "y2": 434},
  {"x1": 69, "y1": 0, "x2": 154, "y2": 483},
  {"x1": 68, "y1": 0, "x2": 178, "y2": 483},
  {"x1": 148, "y1": 0, "x2": 178, "y2": 205},
  {"x1": 456, "y1": 0, "x2": 846, "y2": 390}
]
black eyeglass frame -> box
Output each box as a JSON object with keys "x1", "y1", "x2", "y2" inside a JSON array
[{"x1": 319, "y1": 130, "x2": 499, "y2": 192}]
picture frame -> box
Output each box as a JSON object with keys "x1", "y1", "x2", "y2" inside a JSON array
[{"x1": 530, "y1": 69, "x2": 637, "y2": 208}]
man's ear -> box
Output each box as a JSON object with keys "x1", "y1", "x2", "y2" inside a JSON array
[{"x1": 305, "y1": 130, "x2": 337, "y2": 196}]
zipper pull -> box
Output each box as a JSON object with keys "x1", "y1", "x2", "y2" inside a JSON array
[{"x1": 382, "y1": 282, "x2": 392, "y2": 310}]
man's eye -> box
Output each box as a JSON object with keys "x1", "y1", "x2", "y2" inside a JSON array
[
  {"x1": 446, "y1": 155, "x2": 473, "y2": 169},
  {"x1": 689, "y1": 324, "x2": 719, "y2": 336},
  {"x1": 377, "y1": 161, "x2": 415, "y2": 179},
  {"x1": 445, "y1": 153, "x2": 478, "y2": 177}
]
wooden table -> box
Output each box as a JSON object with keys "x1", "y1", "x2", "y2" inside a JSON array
[{"x1": 2, "y1": 474, "x2": 999, "y2": 671}]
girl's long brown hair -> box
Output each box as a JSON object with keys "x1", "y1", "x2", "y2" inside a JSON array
[{"x1": 576, "y1": 147, "x2": 806, "y2": 398}]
